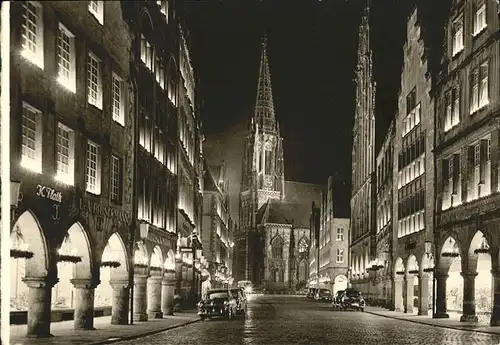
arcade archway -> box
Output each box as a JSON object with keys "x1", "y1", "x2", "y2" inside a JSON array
[
  {"x1": 469, "y1": 231, "x2": 492, "y2": 323},
  {"x1": 10, "y1": 211, "x2": 49, "y2": 311},
  {"x1": 393, "y1": 257, "x2": 405, "y2": 312},
  {"x1": 440, "y1": 236, "x2": 463, "y2": 320},
  {"x1": 52, "y1": 222, "x2": 92, "y2": 310},
  {"x1": 94, "y1": 232, "x2": 129, "y2": 324}
]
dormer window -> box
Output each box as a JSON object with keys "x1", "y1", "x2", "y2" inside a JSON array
[{"x1": 452, "y1": 14, "x2": 464, "y2": 56}]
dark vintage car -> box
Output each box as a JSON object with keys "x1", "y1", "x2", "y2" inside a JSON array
[
  {"x1": 230, "y1": 288, "x2": 247, "y2": 315},
  {"x1": 332, "y1": 290, "x2": 345, "y2": 308},
  {"x1": 333, "y1": 288, "x2": 365, "y2": 311},
  {"x1": 314, "y1": 288, "x2": 332, "y2": 301},
  {"x1": 197, "y1": 289, "x2": 238, "y2": 320}
]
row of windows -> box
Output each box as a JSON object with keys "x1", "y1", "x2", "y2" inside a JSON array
[
  {"x1": 398, "y1": 188, "x2": 425, "y2": 220},
  {"x1": 140, "y1": 35, "x2": 177, "y2": 107},
  {"x1": 397, "y1": 211, "x2": 425, "y2": 238},
  {"x1": 443, "y1": 60, "x2": 490, "y2": 132},
  {"x1": 138, "y1": 114, "x2": 176, "y2": 173},
  {"x1": 398, "y1": 134, "x2": 426, "y2": 171},
  {"x1": 402, "y1": 88, "x2": 421, "y2": 137},
  {"x1": 441, "y1": 138, "x2": 494, "y2": 210},
  {"x1": 21, "y1": 102, "x2": 123, "y2": 201},
  {"x1": 137, "y1": 177, "x2": 176, "y2": 232},
  {"x1": 451, "y1": 0, "x2": 487, "y2": 57},
  {"x1": 20, "y1": 2, "x2": 125, "y2": 126},
  {"x1": 377, "y1": 200, "x2": 392, "y2": 233}
]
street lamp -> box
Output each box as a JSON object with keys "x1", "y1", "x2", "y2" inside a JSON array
[
  {"x1": 139, "y1": 221, "x2": 149, "y2": 244},
  {"x1": 11, "y1": 180, "x2": 21, "y2": 208}
]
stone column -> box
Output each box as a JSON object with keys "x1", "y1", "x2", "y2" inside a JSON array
[
  {"x1": 404, "y1": 274, "x2": 414, "y2": 313},
  {"x1": 22, "y1": 277, "x2": 53, "y2": 338},
  {"x1": 460, "y1": 271, "x2": 478, "y2": 322},
  {"x1": 418, "y1": 274, "x2": 430, "y2": 316},
  {"x1": 71, "y1": 279, "x2": 96, "y2": 330},
  {"x1": 162, "y1": 270, "x2": 176, "y2": 316},
  {"x1": 147, "y1": 275, "x2": 163, "y2": 319},
  {"x1": 175, "y1": 258, "x2": 183, "y2": 289},
  {"x1": 490, "y1": 270, "x2": 500, "y2": 326},
  {"x1": 393, "y1": 276, "x2": 404, "y2": 312},
  {"x1": 434, "y1": 273, "x2": 449, "y2": 318},
  {"x1": 186, "y1": 264, "x2": 193, "y2": 303},
  {"x1": 133, "y1": 274, "x2": 149, "y2": 322},
  {"x1": 109, "y1": 280, "x2": 129, "y2": 325}
]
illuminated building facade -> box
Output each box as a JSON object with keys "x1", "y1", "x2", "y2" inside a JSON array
[
  {"x1": 9, "y1": 0, "x2": 134, "y2": 336},
  {"x1": 202, "y1": 161, "x2": 236, "y2": 288},
  {"x1": 433, "y1": 0, "x2": 500, "y2": 325}
]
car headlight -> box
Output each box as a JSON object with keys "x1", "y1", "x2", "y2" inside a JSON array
[
  {"x1": 198, "y1": 301, "x2": 204, "y2": 308},
  {"x1": 245, "y1": 286, "x2": 253, "y2": 293}
]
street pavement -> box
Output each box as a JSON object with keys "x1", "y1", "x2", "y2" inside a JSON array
[{"x1": 114, "y1": 294, "x2": 500, "y2": 345}]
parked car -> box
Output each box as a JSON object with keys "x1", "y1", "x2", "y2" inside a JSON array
[
  {"x1": 306, "y1": 288, "x2": 317, "y2": 299},
  {"x1": 332, "y1": 290, "x2": 345, "y2": 309},
  {"x1": 197, "y1": 289, "x2": 238, "y2": 320},
  {"x1": 314, "y1": 288, "x2": 332, "y2": 301},
  {"x1": 334, "y1": 288, "x2": 365, "y2": 311},
  {"x1": 230, "y1": 288, "x2": 247, "y2": 316}
]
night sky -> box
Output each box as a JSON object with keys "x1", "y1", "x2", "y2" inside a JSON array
[{"x1": 182, "y1": 0, "x2": 451, "y2": 220}]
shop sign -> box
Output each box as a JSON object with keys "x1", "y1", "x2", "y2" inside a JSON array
[
  {"x1": 79, "y1": 198, "x2": 130, "y2": 223},
  {"x1": 36, "y1": 184, "x2": 63, "y2": 203}
]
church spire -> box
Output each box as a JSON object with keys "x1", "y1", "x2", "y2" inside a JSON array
[{"x1": 254, "y1": 33, "x2": 276, "y2": 132}]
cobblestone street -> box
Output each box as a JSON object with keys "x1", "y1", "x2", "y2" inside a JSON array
[{"x1": 116, "y1": 295, "x2": 500, "y2": 345}]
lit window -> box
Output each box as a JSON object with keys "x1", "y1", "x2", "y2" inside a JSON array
[
  {"x1": 336, "y1": 228, "x2": 344, "y2": 241},
  {"x1": 479, "y1": 61, "x2": 489, "y2": 108},
  {"x1": 88, "y1": 1, "x2": 104, "y2": 25},
  {"x1": 470, "y1": 61, "x2": 489, "y2": 114},
  {"x1": 57, "y1": 23, "x2": 76, "y2": 93},
  {"x1": 473, "y1": 0, "x2": 486, "y2": 36},
  {"x1": 336, "y1": 249, "x2": 344, "y2": 263},
  {"x1": 157, "y1": 1, "x2": 168, "y2": 21},
  {"x1": 87, "y1": 52, "x2": 102, "y2": 109},
  {"x1": 140, "y1": 35, "x2": 153, "y2": 70},
  {"x1": 111, "y1": 155, "x2": 122, "y2": 202},
  {"x1": 21, "y1": 103, "x2": 43, "y2": 173},
  {"x1": 452, "y1": 15, "x2": 464, "y2": 56},
  {"x1": 86, "y1": 141, "x2": 101, "y2": 194},
  {"x1": 21, "y1": 1, "x2": 44, "y2": 69},
  {"x1": 156, "y1": 60, "x2": 165, "y2": 89},
  {"x1": 112, "y1": 73, "x2": 125, "y2": 125},
  {"x1": 55, "y1": 123, "x2": 75, "y2": 185}
]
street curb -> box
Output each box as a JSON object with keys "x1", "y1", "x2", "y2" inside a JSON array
[
  {"x1": 365, "y1": 311, "x2": 500, "y2": 336},
  {"x1": 88, "y1": 318, "x2": 201, "y2": 345}
]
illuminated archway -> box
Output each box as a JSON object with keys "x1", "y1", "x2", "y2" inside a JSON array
[
  {"x1": 52, "y1": 222, "x2": 92, "y2": 310},
  {"x1": 150, "y1": 246, "x2": 163, "y2": 271},
  {"x1": 441, "y1": 236, "x2": 463, "y2": 319},
  {"x1": 469, "y1": 231, "x2": 492, "y2": 322},
  {"x1": 164, "y1": 249, "x2": 175, "y2": 271},
  {"x1": 405, "y1": 254, "x2": 419, "y2": 314},
  {"x1": 94, "y1": 232, "x2": 129, "y2": 309},
  {"x1": 10, "y1": 211, "x2": 49, "y2": 311},
  {"x1": 393, "y1": 257, "x2": 405, "y2": 312},
  {"x1": 333, "y1": 274, "x2": 348, "y2": 294}
]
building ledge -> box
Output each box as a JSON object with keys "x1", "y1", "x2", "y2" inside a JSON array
[{"x1": 438, "y1": 192, "x2": 500, "y2": 226}]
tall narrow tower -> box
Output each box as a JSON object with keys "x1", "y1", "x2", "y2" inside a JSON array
[
  {"x1": 237, "y1": 34, "x2": 285, "y2": 283},
  {"x1": 350, "y1": 0, "x2": 377, "y2": 292}
]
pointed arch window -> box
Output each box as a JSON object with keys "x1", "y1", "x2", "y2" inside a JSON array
[
  {"x1": 271, "y1": 236, "x2": 283, "y2": 259},
  {"x1": 265, "y1": 149, "x2": 272, "y2": 174}
]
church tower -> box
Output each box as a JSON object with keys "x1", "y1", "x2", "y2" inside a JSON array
[
  {"x1": 237, "y1": 34, "x2": 285, "y2": 282},
  {"x1": 350, "y1": 0, "x2": 377, "y2": 293}
]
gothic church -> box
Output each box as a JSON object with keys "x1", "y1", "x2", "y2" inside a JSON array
[{"x1": 236, "y1": 36, "x2": 323, "y2": 292}]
